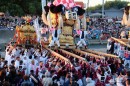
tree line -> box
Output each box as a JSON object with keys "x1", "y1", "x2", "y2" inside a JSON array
[
  {"x1": 0, "y1": 0, "x2": 44, "y2": 16},
  {"x1": 0, "y1": 0, "x2": 129, "y2": 16},
  {"x1": 88, "y1": 1, "x2": 129, "y2": 12}
]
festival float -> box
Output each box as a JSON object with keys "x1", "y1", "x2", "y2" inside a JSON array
[
  {"x1": 14, "y1": 16, "x2": 37, "y2": 46},
  {"x1": 42, "y1": 0, "x2": 86, "y2": 48},
  {"x1": 3, "y1": 0, "x2": 120, "y2": 74}
]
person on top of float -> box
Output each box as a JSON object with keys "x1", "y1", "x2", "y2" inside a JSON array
[
  {"x1": 76, "y1": 28, "x2": 89, "y2": 49},
  {"x1": 48, "y1": 23, "x2": 61, "y2": 48}
]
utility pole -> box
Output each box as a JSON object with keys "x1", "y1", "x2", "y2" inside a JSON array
[
  {"x1": 46, "y1": 0, "x2": 47, "y2": 6},
  {"x1": 86, "y1": 0, "x2": 90, "y2": 30},
  {"x1": 87, "y1": 0, "x2": 89, "y2": 16},
  {"x1": 102, "y1": 0, "x2": 104, "y2": 18}
]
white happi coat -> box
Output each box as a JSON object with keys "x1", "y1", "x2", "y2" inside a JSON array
[
  {"x1": 7, "y1": 54, "x2": 14, "y2": 66},
  {"x1": 124, "y1": 50, "x2": 130, "y2": 68},
  {"x1": 15, "y1": 60, "x2": 20, "y2": 68},
  {"x1": 118, "y1": 45, "x2": 125, "y2": 58},
  {"x1": 49, "y1": 29, "x2": 61, "y2": 47},
  {"x1": 116, "y1": 77, "x2": 124, "y2": 86},
  {"x1": 28, "y1": 64, "x2": 37, "y2": 74},
  {"x1": 37, "y1": 66, "x2": 45, "y2": 79},
  {"x1": 114, "y1": 42, "x2": 118, "y2": 54},
  {"x1": 77, "y1": 31, "x2": 88, "y2": 46}
]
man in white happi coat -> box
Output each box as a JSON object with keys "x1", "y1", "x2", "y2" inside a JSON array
[
  {"x1": 15, "y1": 57, "x2": 20, "y2": 69},
  {"x1": 7, "y1": 52, "x2": 15, "y2": 66},
  {"x1": 107, "y1": 38, "x2": 112, "y2": 53},
  {"x1": 22, "y1": 56, "x2": 30, "y2": 75},
  {"x1": 39, "y1": 55, "x2": 48, "y2": 65},
  {"x1": 86, "y1": 78, "x2": 95, "y2": 86},
  {"x1": 5, "y1": 46, "x2": 10, "y2": 61},
  {"x1": 48, "y1": 25, "x2": 61, "y2": 48},
  {"x1": 114, "y1": 42, "x2": 118, "y2": 55},
  {"x1": 28, "y1": 60, "x2": 37, "y2": 75},
  {"x1": 42, "y1": 71, "x2": 53, "y2": 86},
  {"x1": 117, "y1": 44, "x2": 125, "y2": 59},
  {"x1": 36, "y1": 62, "x2": 45, "y2": 79},
  {"x1": 76, "y1": 28, "x2": 88, "y2": 49},
  {"x1": 12, "y1": 47, "x2": 21, "y2": 58}
]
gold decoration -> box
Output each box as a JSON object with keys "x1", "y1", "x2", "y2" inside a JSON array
[
  {"x1": 62, "y1": 26, "x2": 72, "y2": 35},
  {"x1": 15, "y1": 25, "x2": 37, "y2": 44},
  {"x1": 22, "y1": 16, "x2": 32, "y2": 23}
]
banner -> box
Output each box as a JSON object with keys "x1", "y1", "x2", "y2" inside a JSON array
[{"x1": 33, "y1": 18, "x2": 41, "y2": 42}]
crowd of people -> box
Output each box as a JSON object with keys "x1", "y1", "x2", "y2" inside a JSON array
[
  {"x1": 0, "y1": 15, "x2": 43, "y2": 30},
  {"x1": 0, "y1": 42, "x2": 129, "y2": 86},
  {"x1": 107, "y1": 37, "x2": 130, "y2": 67},
  {"x1": 1, "y1": 14, "x2": 130, "y2": 86},
  {"x1": 87, "y1": 17, "x2": 122, "y2": 40},
  {"x1": 0, "y1": 16, "x2": 20, "y2": 30},
  {"x1": 0, "y1": 15, "x2": 123, "y2": 40}
]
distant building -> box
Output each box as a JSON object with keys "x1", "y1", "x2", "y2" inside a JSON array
[
  {"x1": 88, "y1": 8, "x2": 123, "y2": 18},
  {"x1": 105, "y1": 8, "x2": 123, "y2": 18}
]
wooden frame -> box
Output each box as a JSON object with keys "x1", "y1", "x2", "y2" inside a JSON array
[
  {"x1": 43, "y1": 46, "x2": 73, "y2": 67},
  {"x1": 60, "y1": 49, "x2": 87, "y2": 62},
  {"x1": 111, "y1": 37, "x2": 130, "y2": 48},
  {"x1": 85, "y1": 49, "x2": 119, "y2": 58},
  {"x1": 73, "y1": 49, "x2": 104, "y2": 59}
]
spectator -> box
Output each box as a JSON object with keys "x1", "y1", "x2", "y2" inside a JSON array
[
  {"x1": 42, "y1": 71, "x2": 53, "y2": 86},
  {"x1": 21, "y1": 75, "x2": 34, "y2": 86},
  {"x1": 0, "y1": 41, "x2": 129, "y2": 86}
]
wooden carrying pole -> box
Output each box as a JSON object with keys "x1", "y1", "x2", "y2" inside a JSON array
[
  {"x1": 85, "y1": 49, "x2": 119, "y2": 58},
  {"x1": 60, "y1": 49, "x2": 86, "y2": 62},
  {"x1": 41, "y1": 41, "x2": 73, "y2": 66},
  {"x1": 73, "y1": 49, "x2": 104, "y2": 59},
  {"x1": 111, "y1": 37, "x2": 130, "y2": 48},
  {"x1": 119, "y1": 39, "x2": 128, "y2": 43},
  {"x1": 45, "y1": 48, "x2": 73, "y2": 66}
]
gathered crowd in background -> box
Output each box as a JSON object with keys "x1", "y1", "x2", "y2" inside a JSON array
[
  {"x1": 0, "y1": 16, "x2": 41, "y2": 30},
  {"x1": 0, "y1": 15, "x2": 123, "y2": 40}
]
